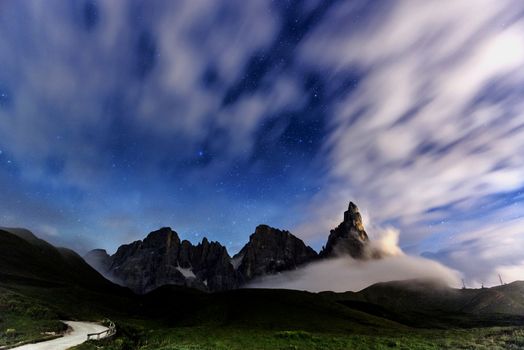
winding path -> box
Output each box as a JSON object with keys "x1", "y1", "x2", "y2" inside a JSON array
[{"x1": 11, "y1": 321, "x2": 109, "y2": 350}]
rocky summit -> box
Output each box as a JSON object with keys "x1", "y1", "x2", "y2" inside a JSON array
[
  {"x1": 320, "y1": 202, "x2": 369, "y2": 258},
  {"x1": 233, "y1": 225, "x2": 318, "y2": 283},
  {"x1": 90, "y1": 227, "x2": 239, "y2": 294},
  {"x1": 86, "y1": 201, "x2": 373, "y2": 293}
]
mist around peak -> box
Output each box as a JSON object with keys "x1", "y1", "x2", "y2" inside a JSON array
[{"x1": 249, "y1": 228, "x2": 461, "y2": 292}]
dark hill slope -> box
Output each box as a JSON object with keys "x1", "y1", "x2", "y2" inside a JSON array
[
  {"x1": 0, "y1": 228, "x2": 136, "y2": 324},
  {"x1": 460, "y1": 281, "x2": 524, "y2": 314},
  {"x1": 355, "y1": 279, "x2": 524, "y2": 315},
  {"x1": 143, "y1": 286, "x2": 406, "y2": 333},
  {"x1": 327, "y1": 279, "x2": 524, "y2": 328},
  {"x1": 0, "y1": 228, "x2": 119, "y2": 292}
]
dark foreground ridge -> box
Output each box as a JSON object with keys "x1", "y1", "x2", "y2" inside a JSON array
[{"x1": 86, "y1": 201, "x2": 372, "y2": 293}]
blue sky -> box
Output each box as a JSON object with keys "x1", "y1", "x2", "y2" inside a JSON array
[{"x1": 1, "y1": 0, "x2": 524, "y2": 286}]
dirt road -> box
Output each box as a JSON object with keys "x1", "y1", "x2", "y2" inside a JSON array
[{"x1": 11, "y1": 321, "x2": 108, "y2": 350}]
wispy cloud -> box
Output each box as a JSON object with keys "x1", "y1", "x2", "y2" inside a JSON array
[
  {"x1": 0, "y1": 1, "x2": 284, "y2": 188},
  {"x1": 0, "y1": 0, "x2": 305, "y2": 252},
  {"x1": 0, "y1": 0, "x2": 523, "y2": 285},
  {"x1": 422, "y1": 211, "x2": 524, "y2": 287},
  {"x1": 292, "y1": 0, "x2": 524, "y2": 284}
]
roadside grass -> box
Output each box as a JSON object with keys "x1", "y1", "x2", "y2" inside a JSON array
[
  {"x1": 0, "y1": 288, "x2": 66, "y2": 347},
  {"x1": 72, "y1": 321, "x2": 524, "y2": 350}
]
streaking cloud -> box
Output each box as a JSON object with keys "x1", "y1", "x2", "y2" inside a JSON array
[{"x1": 0, "y1": 0, "x2": 522, "y2": 286}]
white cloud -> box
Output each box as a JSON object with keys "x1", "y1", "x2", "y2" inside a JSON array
[
  {"x1": 366, "y1": 227, "x2": 404, "y2": 258},
  {"x1": 249, "y1": 255, "x2": 461, "y2": 292},
  {"x1": 37, "y1": 224, "x2": 60, "y2": 238},
  {"x1": 497, "y1": 262, "x2": 524, "y2": 285},
  {"x1": 422, "y1": 213, "x2": 524, "y2": 287},
  {"x1": 1, "y1": 0, "x2": 523, "y2": 287},
  {"x1": 295, "y1": 1, "x2": 524, "y2": 238},
  {"x1": 249, "y1": 226, "x2": 460, "y2": 292},
  {"x1": 289, "y1": 0, "x2": 524, "y2": 284},
  {"x1": 0, "y1": 0, "x2": 287, "y2": 188}
]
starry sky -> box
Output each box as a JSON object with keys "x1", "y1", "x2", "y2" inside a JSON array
[{"x1": 1, "y1": 0, "x2": 524, "y2": 286}]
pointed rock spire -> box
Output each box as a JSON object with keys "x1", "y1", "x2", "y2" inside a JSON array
[{"x1": 320, "y1": 201, "x2": 369, "y2": 258}]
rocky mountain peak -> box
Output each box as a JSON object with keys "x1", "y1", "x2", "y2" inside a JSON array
[
  {"x1": 250, "y1": 224, "x2": 286, "y2": 240},
  {"x1": 143, "y1": 227, "x2": 180, "y2": 249},
  {"x1": 234, "y1": 225, "x2": 318, "y2": 282},
  {"x1": 91, "y1": 227, "x2": 238, "y2": 293},
  {"x1": 344, "y1": 202, "x2": 367, "y2": 239},
  {"x1": 320, "y1": 201, "x2": 369, "y2": 258}
]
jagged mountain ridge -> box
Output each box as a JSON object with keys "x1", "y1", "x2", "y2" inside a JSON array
[
  {"x1": 87, "y1": 227, "x2": 239, "y2": 294},
  {"x1": 86, "y1": 201, "x2": 373, "y2": 293}
]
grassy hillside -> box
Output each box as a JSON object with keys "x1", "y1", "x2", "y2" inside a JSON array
[
  {"x1": 0, "y1": 228, "x2": 135, "y2": 347},
  {"x1": 71, "y1": 325, "x2": 524, "y2": 350}
]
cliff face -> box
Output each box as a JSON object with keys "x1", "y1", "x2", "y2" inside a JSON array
[
  {"x1": 86, "y1": 201, "x2": 373, "y2": 293},
  {"x1": 234, "y1": 225, "x2": 318, "y2": 283},
  {"x1": 187, "y1": 237, "x2": 239, "y2": 292},
  {"x1": 319, "y1": 202, "x2": 369, "y2": 259}
]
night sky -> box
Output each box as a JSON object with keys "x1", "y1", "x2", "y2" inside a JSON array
[{"x1": 1, "y1": 0, "x2": 524, "y2": 286}]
